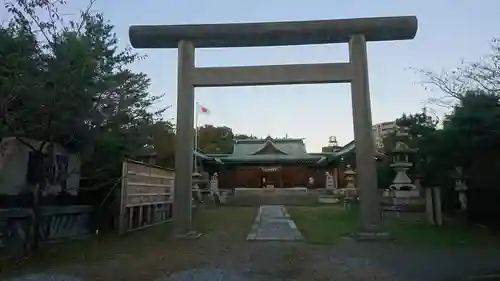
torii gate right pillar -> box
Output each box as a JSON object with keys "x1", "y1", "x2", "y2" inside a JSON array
[{"x1": 349, "y1": 34, "x2": 384, "y2": 237}]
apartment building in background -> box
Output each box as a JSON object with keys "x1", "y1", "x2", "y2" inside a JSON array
[{"x1": 372, "y1": 120, "x2": 397, "y2": 149}]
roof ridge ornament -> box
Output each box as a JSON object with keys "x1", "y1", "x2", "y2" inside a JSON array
[{"x1": 251, "y1": 139, "x2": 288, "y2": 155}]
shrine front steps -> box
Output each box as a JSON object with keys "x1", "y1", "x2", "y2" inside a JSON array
[{"x1": 226, "y1": 192, "x2": 318, "y2": 206}]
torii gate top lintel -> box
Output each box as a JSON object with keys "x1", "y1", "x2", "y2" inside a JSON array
[{"x1": 129, "y1": 16, "x2": 417, "y2": 49}]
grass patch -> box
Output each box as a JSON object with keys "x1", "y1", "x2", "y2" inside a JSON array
[
  {"x1": 288, "y1": 206, "x2": 500, "y2": 247},
  {"x1": 385, "y1": 220, "x2": 500, "y2": 247},
  {"x1": 288, "y1": 206, "x2": 357, "y2": 244},
  {"x1": 193, "y1": 206, "x2": 256, "y2": 236},
  {"x1": 0, "y1": 206, "x2": 257, "y2": 278}
]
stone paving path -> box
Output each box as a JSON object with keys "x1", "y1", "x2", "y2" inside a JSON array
[{"x1": 246, "y1": 205, "x2": 303, "y2": 241}]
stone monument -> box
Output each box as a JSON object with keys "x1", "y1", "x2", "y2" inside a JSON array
[
  {"x1": 318, "y1": 172, "x2": 340, "y2": 204},
  {"x1": 325, "y1": 172, "x2": 335, "y2": 193}
]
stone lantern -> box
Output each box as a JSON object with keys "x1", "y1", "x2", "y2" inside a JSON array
[
  {"x1": 453, "y1": 166, "x2": 468, "y2": 211},
  {"x1": 192, "y1": 172, "x2": 204, "y2": 205},
  {"x1": 210, "y1": 173, "x2": 221, "y2": 203},
  {"x1": 387, "y1": 126, "x2": 422, "y2": 205},
  {"x1": 343, "y1": 165, "x2": 358, "y2": 210},
  {"x1": 344, "y1": 165, "x2": 356, "y2": 190}
]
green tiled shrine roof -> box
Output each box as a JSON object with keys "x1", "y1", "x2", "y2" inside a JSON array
[
  {"x1": 231, "y1": 137, "x2": 312, "y2": 157},
  {"x1": 205, "y1": 137, "x2": 355, "y2": 164},
  {"x1": 136, "y1": 137, "x2": 371, "y2": 165}
]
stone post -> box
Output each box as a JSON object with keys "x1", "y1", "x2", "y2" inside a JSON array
[
  {"x1": 173, "y1": 40, "x2": 195, "y2": 235},
  {"x1": 349, "y1": 34, "x2": 384, "y2": 236},
  {"x1": 333, "y1": 168, "x2": 339, "y2": 190},
  {"x1": 425, "y1": 188, "x2": 435, "y2": 225},
  {"x1": 453, "y1": 166, "x2": 468, "y2": 211},
  {"x1": 0, "y1": 225, "x2": 5, "y2": 248},
  {"x1": 432, "y1": 186, "x2": 443, "y2": 226}
]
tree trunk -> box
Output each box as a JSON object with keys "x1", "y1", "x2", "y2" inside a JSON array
[
  {"x1": 30, "y1": 143, "x2": 54, "y2": 252},
  {"x1": 31, "y1": 182, "x2": 42, "y2": 251}
]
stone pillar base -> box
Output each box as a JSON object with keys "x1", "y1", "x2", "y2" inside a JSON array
[
  {"x1": 173, "y1": 230, "x2": 204, "y2": 240},
  {"x1": 349, "y1": 230, "x2": 392, "y2": 242}
]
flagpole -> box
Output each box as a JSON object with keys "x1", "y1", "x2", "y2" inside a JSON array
[{"x1": 194, "y1": 102, "x2": 199, "y2": 173}]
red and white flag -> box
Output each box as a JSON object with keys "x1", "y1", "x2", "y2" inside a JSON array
[{"x1": 197, "y1": 103, "x2": 210, "y2": 115}]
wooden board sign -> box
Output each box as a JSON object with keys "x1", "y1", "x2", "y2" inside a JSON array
[{"x1": 118, "y1": 159, "x2": 175, "y2": 234}]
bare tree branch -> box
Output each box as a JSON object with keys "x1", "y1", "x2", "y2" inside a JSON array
[{"x1": 76, "y1": 0, "x2": 97, "y2": 35}]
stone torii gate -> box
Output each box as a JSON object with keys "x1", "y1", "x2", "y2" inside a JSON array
[{"x1": 129, "y1": 16, "x2": 418, "y2": 238}]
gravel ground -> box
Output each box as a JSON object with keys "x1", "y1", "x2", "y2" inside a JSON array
[
  {"x1": 319, "y1": 241, "x2": 500, "y2": 281},
  {"x1": 4, "y1": 239, "x2": 500, "y2": 281},
  {"x1": 3, "y1": 205, "x2": 500, "y2": 281},
  {"x1": 3, "y1": 274, "x2": 83, "y2": 281}
]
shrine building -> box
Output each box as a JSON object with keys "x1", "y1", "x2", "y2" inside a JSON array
[{"x1": 197, "y1": 136, "x2": 385, "y2": 190}]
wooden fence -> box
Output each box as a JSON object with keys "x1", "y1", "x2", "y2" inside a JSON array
[{"x1": 118, "y1": 159, "x2": 174, "y2": 234}]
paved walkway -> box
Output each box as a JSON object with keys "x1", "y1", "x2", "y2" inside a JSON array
[{"x1": 246, "y1": 205, "x2": 303, "y2": 241}]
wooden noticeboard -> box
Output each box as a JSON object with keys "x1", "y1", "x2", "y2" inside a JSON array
[{"x1": 118, "y1": 159, "x2": 174, "y2": 234}]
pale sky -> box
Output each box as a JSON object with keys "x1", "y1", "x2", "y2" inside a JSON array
[{"x1": 2, "y1": 1, "x2": 499, "y2": 151}]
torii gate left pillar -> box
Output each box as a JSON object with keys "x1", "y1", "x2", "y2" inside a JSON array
[{"x1": 129, "y1": 16, "x2": 418, "y2": 239}]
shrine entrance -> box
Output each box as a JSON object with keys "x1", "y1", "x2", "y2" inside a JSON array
[
  {"x1": 260, "y1": 166, "x2": 282, "y2": 189},
  {"x1": 129, "y1": 16, "x2": 419, "y2": 237}
]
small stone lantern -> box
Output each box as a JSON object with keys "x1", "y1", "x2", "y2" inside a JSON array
[
  {"x1": 192, "y1": 172, "x2": 204, "y2": 205},
  {"x1": 210, "y1": 173, "x2": 220, "y2": 200},
  {"x1": 343, "y1": 165, "x2": 357, "y2": 210},
  {"x1": 344, "y1": 165, "x2": 356, "y2": 190}
]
